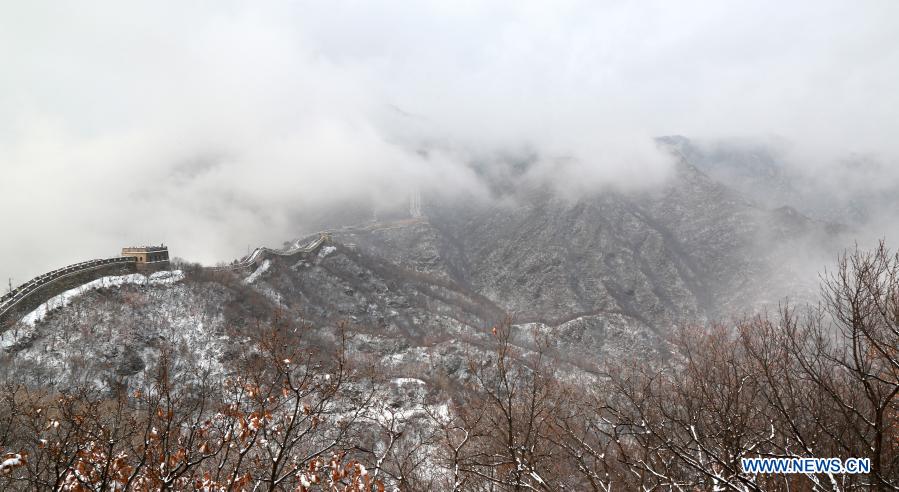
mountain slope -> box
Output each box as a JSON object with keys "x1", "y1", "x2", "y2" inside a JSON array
[{"x1": 1, "y1": 155, "x2": 844, "y2": 389}]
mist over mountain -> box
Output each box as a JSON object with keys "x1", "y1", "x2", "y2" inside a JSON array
[
  {"x1": 2, "y1": 144, "x2": 846, "y2": 388},
  {"x1": 661, "y1": 135, "x2": 899, "y2": 236},
  {"x1": 2, "y1": 0, "x2": 898, "y2": 285}
]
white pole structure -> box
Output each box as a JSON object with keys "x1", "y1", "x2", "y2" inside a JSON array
[{"x1": 409, "y1": 188, "x2": 423, "y2": 218}]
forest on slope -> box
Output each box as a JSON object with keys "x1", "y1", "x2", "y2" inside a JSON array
[{"x1": 1, "y1": 242, "x2": 897, "y2": 490}]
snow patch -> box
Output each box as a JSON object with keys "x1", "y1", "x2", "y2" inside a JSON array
[
  {"x1": 149, "y1": 270, "x2": 181, "y2": 282},
  {"x1": 243, "y1": 260, "x2": 271, "y2": 284},
  {"x1": 0, "y1": 453, "x2": 24, "y2": 473},
  {"x1": 391, "y1": 377, "x2": 426, "y2": 386},
  {"x1": 18, "y1": 271, "x2": 184, "y2": 326},
  {"x1": 318, "y1": 245, "x2": 336, "y2": 259}
]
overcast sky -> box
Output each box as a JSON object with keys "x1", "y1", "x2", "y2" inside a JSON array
[{"x1": 2, "y1": 0, "x2": 898, "y2": 284}]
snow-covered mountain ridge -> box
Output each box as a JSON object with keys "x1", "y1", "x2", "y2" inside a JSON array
[{"x1": 0, "y1": 152, "x2": 848, "y2": 391}]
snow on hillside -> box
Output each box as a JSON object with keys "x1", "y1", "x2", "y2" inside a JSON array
[
  {"x1": 0, "y1": 274, "x2": 241, "y2": 392},
  {"x1": 244, "y1": 260, "x2": 270, "y2": 284},
  {"x1": 19, "y1": 270, "x2": 184, "y2": 326},
  {"x1": 318, "y1": 245, "x2": 337, "y2": 258}
]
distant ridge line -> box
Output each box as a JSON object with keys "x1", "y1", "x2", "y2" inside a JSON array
[{"x1": 208, "y1": 232, "x2": 330, "y2": 271}]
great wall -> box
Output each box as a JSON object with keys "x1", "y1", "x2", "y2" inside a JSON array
[
  {"x1": 0, "y1": 257, "x2": 139, "y2": 327},
  {"x1": 211, "y1": 233, "x2": 330, "y2": 271},
  {"x1": 0, "y1": 233, "x2": 331, "y2": 328}
]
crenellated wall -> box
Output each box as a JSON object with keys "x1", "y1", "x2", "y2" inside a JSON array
[
  {"x1": 0, "y1": 258, "x2": 137, "y2": 328},
  {"x1": 0, "y1": 233, "x2": 330, "y2": 328},
  {"x1": 209, "y1": 233, "x2": 330, "y2": 272}
]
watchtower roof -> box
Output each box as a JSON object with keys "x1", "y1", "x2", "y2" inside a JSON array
[{"x1": 122, "y1": 245, "x2": 168, "y2": 253}]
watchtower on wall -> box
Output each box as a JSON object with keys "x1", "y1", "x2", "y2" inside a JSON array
[{"x1": 121, "y1": 245, "x2": 170, "y2": 270}]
